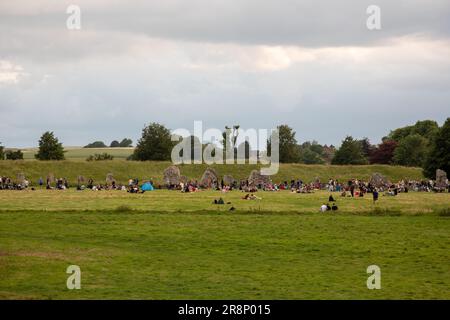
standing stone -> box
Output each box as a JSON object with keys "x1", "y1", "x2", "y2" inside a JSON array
[
  {"x1": 16, "y1": 172, "x2": 25, "y2": 184},
  {"x1": 163, "y1": 165, "x2": 181, "y2": 186},
  {"x1": 223, "y1": 175, "x2": 235, "y2": 186},
  {"x1": 369, "y1": 173, "x2": 390, "y2": 188},
  {"x1": 180, "y1": 175, "x2": 189, "y2": 184},
  {"x1": 248, "y1": 169, "x2": 271, "y2": 186},
  {"x1": 77, "y1": 175, "x2": 85, "y2": 185},
  {"x1": 47, "y1": 173, "x2": 55, "y2": 184},
  {"x1": 200, "y1": 167, "x2": 218, "y2": 188},
  {"x1": 106, "y1": 173, "x2": 115, "y2": 185},
  {"x1": 436, "y1": 169, "x2": 448, "y2": 189}
]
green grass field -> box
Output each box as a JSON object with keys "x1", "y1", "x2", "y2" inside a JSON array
[
  {"x1": 0, "y1": 189, "x2": 449, "y2": 214},
  {"x1": 0, "y1": 189, "x2": 449, "y2": 299},
  {"x1": 0, "y1": 154, "x2": 447, "y2": 300}
]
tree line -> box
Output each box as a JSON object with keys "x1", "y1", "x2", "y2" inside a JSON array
[
  {"x1": 127, "y1": 119, "x2": 450, "y2": 178},
  {"x1": 1, "y1": 118, "x2": 449, "y2": 179},
  {"x1": 84, "y1": 138, "x2": 133, "y2": 148}
]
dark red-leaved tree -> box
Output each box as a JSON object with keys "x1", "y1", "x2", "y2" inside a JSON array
[{"x1": 369, "y1": 140, "x2": 398, "y2": 164}]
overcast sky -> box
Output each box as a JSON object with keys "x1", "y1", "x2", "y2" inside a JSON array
[{"x1": 0, "y1": 0, "x2": 449, "y2": 148}]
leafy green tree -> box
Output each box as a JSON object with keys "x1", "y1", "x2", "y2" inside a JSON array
[
  {"x1": 35, "y1": 132, "x2": 65, "y2": 160},
  {"x1": 423, "y1": 118, "x2": 450, "y2": 178},
  {"x1": 389, "y1": 126, "x2": 413, "y2": 142},
  {"x1": 84, "y1": 141, "x2": 107, "y2": 148},
  {"x1": 86, "y1": 153, "x2": 114, "y2": 161},
  {"x1": 393, "y1": 134, "x2": 428, "y2": 167},
  {"x1": 309, "y1": 141, "x2": 324, "y2": 156},
  {"x1": 5, "y1": 149, "x2": 24, "y2": 160},
  {"x1": 132, "y1": 123, "x2": 173, "y2": 161},
  {"x1": 0, "y1": 142, "x2": 4, "y2": 160},
  {"x1": 389, "y1": 120, "x2": 439, "y2": 142},
  {"x1": 299, "y1": 147, "x2": 325, "y2": 164},
  {"x1": 268, "y1": 125, "x2": 300, "y2": 163},
  {"x1": 412, "y1": 120, "x2": 439, "y2": 139},
  {"x1": 110, "y1": 140, "x2": 120, "y2": 147},
  {"x1": 119, "y1": 138, "x2": 133, "y2": 147},
  {"x1": 358, "y1": 137, "x2": 375, "y2": 158},
  {"x1": 332, "y1": 136, "x2": 368, "y2": 165},
  {"x1": 298, "y1": 141, "x2": 325, "y2": 164}
]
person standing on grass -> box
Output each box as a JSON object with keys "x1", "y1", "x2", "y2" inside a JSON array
[{"x1": 373, "y1": 189, "x2": 379, "y2": 203}]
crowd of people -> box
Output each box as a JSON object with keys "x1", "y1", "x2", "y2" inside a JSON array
[
  {"x1": 2, "y1": 173, "x2": 448, "y2": 214},
  {"x1": 1, "y1": 175, "x2": 448, "y2": 195},
  {"x1": 0, "y1": 175, "x2": 159, "y2": 194},
  {"x1": 0, "y1": 176, "x2": 30, "y2": 190}
]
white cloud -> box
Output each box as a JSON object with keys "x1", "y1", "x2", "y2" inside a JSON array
[{"x1": 0, "y1": 60, "x2": 29, "y2": 85}]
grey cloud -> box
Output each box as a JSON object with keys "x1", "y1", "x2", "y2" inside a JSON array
[
  {"x1": 0, "y1": 0, "x2": 449, "y2": 148},
  {"x1": 1, "y1": 0, "x2": 450, "y2": 48}
]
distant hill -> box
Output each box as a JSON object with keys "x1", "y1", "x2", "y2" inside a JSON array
[{"x1": 16, "y1": 147, "x2": 134, "y2": 160}]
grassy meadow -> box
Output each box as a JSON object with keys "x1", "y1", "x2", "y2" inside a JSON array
[
  {"x1": 0, "y1": 189, "x2": 449, "y2": 214},
  {"x1": 0, "y1": 157, "x2": 449, "y2": 299},
  {"x1": 0, "y1": 188, "x2": 449, "y2": 299},
  {"x1": 0, "y1": 210, "x2": 449, "y2": 299}
]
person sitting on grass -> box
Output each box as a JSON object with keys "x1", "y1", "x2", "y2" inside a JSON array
[
  {"x1": 127, "y1": 184, "x2": 139, "y2": 193},
  {"x1": 188, "y1": 184, "x2": 198, "y2": 192},
  {"x1": 213, "y1": 197, "x2": 225, "y2": 204},
  {"x1": 332, "y1": 203, "x2": 338, "y2": 211},
  {"x1": 329, "y1": 194, "x2": 336, "y2": 202},
  {"x1": 242, "y1": 193, "x2": 262, "y2": 200},
  {"x1": 385, "y1": 188, "x2": 396, "y2": 196}
]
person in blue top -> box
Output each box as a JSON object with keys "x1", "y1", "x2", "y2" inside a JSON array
[{"x1": 373, "y1": 189, "x2": 379, "y2": 203}]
